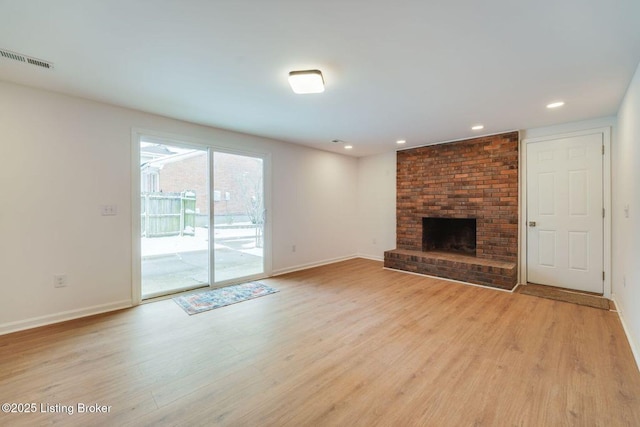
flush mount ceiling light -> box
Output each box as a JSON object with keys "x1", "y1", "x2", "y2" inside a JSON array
[
  {"x1": 344, "y1": 145, "x2": 353, "y2": 150},
  {"x1": 546, "y1": 101, "x2": 565, "y2": 109},
  {"x1": 288, "y1": 69, "x2": 324, "y2": 94},
  {"x1": 396, "y1": 139, "x2": 406, "y2": 145},
  {"x1": 471, "y1": 125, "x2": 484, "y2": 130}
]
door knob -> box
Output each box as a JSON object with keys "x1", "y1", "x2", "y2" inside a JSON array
[{"x1": 528, "y1": 221, "x2": 536, "y2": 227}]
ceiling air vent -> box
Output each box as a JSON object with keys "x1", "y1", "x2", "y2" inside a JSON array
[{"x1": 0, "y1": 48, "x2": 53, "y2": 69}]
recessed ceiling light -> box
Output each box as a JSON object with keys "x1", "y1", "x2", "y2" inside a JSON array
[
  {"x1": 344, "y1": 145, "x2": 353, "y2": 150},
  {"x1": 546, "y1": 101, "x2": 565, "y2": 109},
  {"x1": 396, "y1": 139, "x2": 406, "y2": 145},
  {"x1": 288, "y1": 69, "x2": 325, "y2": 94},
  {"x1": 471, "y1": 125, "x2": 484, "y2": 131}
]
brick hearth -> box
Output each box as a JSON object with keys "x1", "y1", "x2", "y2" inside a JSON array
[{"x1": 384, "y1": 132, "x2": 519, "y2": 290}]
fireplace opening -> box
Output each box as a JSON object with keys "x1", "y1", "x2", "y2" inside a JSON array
[{"x1": 422, "y1": 218, "x2": 477, "y2": 255}]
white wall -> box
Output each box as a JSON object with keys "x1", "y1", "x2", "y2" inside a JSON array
[
  {"x1": 520, "y1": 116, "x2": 616, "y2": 140},
  {"x1": 356, "y1": 151, "x2": 396, "y2": 260},
  {"x1": 0, "y1": 81, "x2": 358, "y2": 334},
  {"x1": 612, "y1": 61, "x2": 640, "y2": 364},
  {"x1": 271, "y1": 143, "x2": 359, "y2": 274}
]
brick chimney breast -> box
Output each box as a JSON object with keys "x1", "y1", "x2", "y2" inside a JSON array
[{"x1": 385, "y1": 132, "x2": 519, "y2": 290}]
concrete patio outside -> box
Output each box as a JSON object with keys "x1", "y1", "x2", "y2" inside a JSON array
[{"x1": 141, "y1": 224, "x2": 263, "y2": 297}]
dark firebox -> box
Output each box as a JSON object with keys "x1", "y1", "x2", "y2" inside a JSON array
[{"x1": 422, "y1": 218, "x2": 476, "y2": 255}]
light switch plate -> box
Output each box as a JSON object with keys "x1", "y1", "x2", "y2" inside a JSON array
[{"x1": 101, "y1": 205, "x2": 118, "y2": 216}]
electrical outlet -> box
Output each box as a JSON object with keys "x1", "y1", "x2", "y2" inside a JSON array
[
  {"x1": 292, "y1": 244, "x2": 296, "y2": 253},
  {"x1": 623, "y1": 275, "x2": 627, "y2": 287},
  {"x1": 54, "y1": 274, "x2": 68, "y2": 288},
  {"x1": 372, "y1": 238, "x2": 377, "y2": 245}
]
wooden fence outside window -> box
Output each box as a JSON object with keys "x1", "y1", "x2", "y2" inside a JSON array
[{"x1": 141, "y1": 191, "x2": 196, "y2": 237}]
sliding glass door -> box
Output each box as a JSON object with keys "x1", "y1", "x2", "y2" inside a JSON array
[
  {"x1": 212, "y1": 151, "x2": 265, "y2": 284},
  {"x1": 140, "y1": 141, "x2": 210, "y2": 299},
  {"x1": 138, "y1": 136, "x2": 268, "y2": 299}
]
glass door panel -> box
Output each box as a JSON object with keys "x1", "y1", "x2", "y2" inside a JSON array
[
  {"x1": 213, "y1": 152, "x2": 264, "y2": 283},
  {"x1": 140, "y1": 141, "x2": 210, "y2": 298}
]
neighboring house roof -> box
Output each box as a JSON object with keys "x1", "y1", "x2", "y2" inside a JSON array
[
  {"x1": 141, "y1": 148, "x2": 203, "y2": 170},
  {"x1": 140, "y1": 144, "x2": 174, "y2": 156}
]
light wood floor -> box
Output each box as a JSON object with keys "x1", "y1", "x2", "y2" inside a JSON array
[{"x1": 1, "y1": 258, "x2": 639, "y2": 426}]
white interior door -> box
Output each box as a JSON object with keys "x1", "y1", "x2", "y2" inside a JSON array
[{"x1": 526, "y1": 133, "x2": 603, "y2": 293}]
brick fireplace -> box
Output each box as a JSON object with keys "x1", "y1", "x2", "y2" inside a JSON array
[{"x1": 384, "y1": 132, "x2": 519, "y2": 290}]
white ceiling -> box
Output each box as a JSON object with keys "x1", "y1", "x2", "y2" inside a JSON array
[{"x1": 1, "y1": 0, "x2": 639, "y2": 157}]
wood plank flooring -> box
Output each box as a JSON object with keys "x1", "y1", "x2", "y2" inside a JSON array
[{"x1": 1, "y1": 258, "x2": 639, "y2": 426}]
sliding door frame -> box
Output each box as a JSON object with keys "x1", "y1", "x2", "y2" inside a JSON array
[
  {"x1": 209, "y1": 147, "x2": 271, "y2": 288},
  {"x1": 131, "y1": 128, "x2": 272, "y2": 305}
]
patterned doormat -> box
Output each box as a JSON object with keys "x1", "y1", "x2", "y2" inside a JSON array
[
  {"x1": 173, "y1": 281, "x2": 278, "y2": 315},
  {"x1": 516, "y1": 283, "x2": 612, "y2": 310}
]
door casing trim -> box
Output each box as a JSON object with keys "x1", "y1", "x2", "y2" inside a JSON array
[{"x1": 519, "y1": 127, "x2": 611, "y2": 298}]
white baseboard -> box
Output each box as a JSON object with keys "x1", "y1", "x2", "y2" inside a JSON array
[
  {"x1": 356, "y1": 253, "x2": 384, "y2": 262},
  {"x1": 0, "y1": 300, "x2": 133, "y2": 336},
  {"x1": 612, "y1": 294, "x2": 640, "y2": 372},
  {"x1": 272, "y1": 254, "x2": 359, "y2": 276}
]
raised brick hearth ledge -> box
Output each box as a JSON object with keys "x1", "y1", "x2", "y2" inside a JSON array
[{"x1": 384, "y1": 249, "x2": 517, "y2": 290}]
